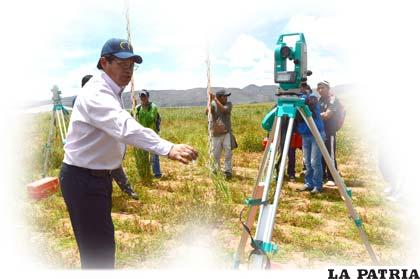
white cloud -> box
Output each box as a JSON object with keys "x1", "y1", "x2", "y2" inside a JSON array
[
  {"x1": 62, "y1": 49, "x2": 97, "y2": 59},
  {"x1": 197, "y1": 34, "x2": 274, "y2": 87},
  {"x1": 278, "y1": 14, "x2": 360, "y2": 85},
  {"x1": 284, "y1": 15, "x2": 349, "y2": 51},
  {"x1": 2, "y1": 0, "x2": 356, "y2": 102},
  {"x1": 224, "y1": 34, "x2": 272, "y2": 69},
  {"x1": 0, "y1": 0, "x2": 388, "y2": 102},
  {"x1": 217, "y1": 68, "x2": 272, "y2": 89},
  {"x1": 58, "y1": 64, "x2": 101, "y2": 96},
  {"x1": 134, "y1": 66, "x2": 206, "y2": 90}
]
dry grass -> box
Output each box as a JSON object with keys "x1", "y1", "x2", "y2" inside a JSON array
[{"x1": 21, "y1": 101, "x2": 405, "y2": 268}]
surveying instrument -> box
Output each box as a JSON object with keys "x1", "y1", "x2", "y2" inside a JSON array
[
  {"x1": 233, "y1": 33, "x2": 379, "y2": 269},
  {"x1": 41, "y1": 85, "x2": 69, "y2": 177}
]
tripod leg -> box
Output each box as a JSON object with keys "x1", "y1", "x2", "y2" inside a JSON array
[
  {"x1": 255, "y1": 117, "x2": 278, "y2": 184},
  {"x1": 62, "y1": 109, "x2": 68, "y2": 135},
  {"x1": 257, "y1": 116, "x2": 294, "y2": 244},
  {"x1": 233, "y1": 117, "x2": 279, "y2": 268},
  {"x1": 255, "y1": 116, "x2": 283, "y2": 230},
  {"x1": 297, "y1": 108, "x2": 379, "y2": 264},
  {"x1": 59, "y1": 109, "x2": 68, "y2": 139},
  {"x1": 233, "y1": 182, "x2": 264, "y2": 269},
  {"x1": 237, "y1": 115, "x2": 281, "y2": 269},
  {"x1": 250, "y1": 117, "x2": 295, "y2": 269},
  {"x1": 56, "y1": 109, "x2": 66, "y2": 144},
  {"x1": 42, "y1": 111, "x2": 56, "y2": 178}
]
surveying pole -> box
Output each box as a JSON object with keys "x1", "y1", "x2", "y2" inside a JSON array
[
  {"x1": 42, "y1": 85, "x2": 69, "y2": 177},
  {"x1": 233, "y1": 33, "x2": 379, "y2": 269}
]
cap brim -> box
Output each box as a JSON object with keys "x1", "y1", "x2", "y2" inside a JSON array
[
  {"x1": 97, "y1": 52, "x2": 143, "y2": 69},
  {"x1": 113, "y1": 52, "x2": 143, "y2": 64},
  {"x1": 216, "y1": 93, "x2": 231, "y2": 97}
]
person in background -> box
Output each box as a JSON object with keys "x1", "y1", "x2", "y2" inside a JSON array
[
  {"x1": 297, "y1": 84, "x2": 326, "y2": 194},
  {"x1": 318, "y1": 80, "x2": 340, "y2": 186},
  {"x1": 134, "y1": 89, "x2": 162, "y2": 179},
  {"x1": 206, "y1": 89, "x2": 234, "y2": 179}
]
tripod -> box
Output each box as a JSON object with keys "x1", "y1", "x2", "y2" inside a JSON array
[
  {"x1": 42, "y1": 85, "x2": 69, "y2": 177},
  {"x1": 233, "y1": 95, "x2": 379, "y2": 269}
]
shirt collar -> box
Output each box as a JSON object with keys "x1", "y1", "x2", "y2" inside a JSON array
[{"x1": 101, "y1": 71, "x2": 125, "y2": 96}]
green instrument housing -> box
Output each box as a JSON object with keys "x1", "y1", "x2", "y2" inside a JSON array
[
  {"x1": 262, "y1": 97, "x2": 312, "y2": 131},
  {"x1": 274, "y1": 33, "x2": 308, "y2": 93}
]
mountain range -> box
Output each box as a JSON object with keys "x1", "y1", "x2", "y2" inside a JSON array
[{"x1": 25, "y1": 84, "x2": 355, "y2": 109}]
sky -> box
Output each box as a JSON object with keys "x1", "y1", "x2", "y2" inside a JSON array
[
  {"x1": 0, "y1": 0, "x2": 366, "y2": 102},
  {"x1": 2, "y1": 0, "x2": 420, "y2": 274}
]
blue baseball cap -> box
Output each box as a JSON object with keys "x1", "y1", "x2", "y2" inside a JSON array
[{"x1": 97, "y1": 38, "x2": 143, "y2": 69}]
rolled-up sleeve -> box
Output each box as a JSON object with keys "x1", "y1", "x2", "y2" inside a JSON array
[{"x1": 82, "y1": 89, "x2": 173, "y2": 156}]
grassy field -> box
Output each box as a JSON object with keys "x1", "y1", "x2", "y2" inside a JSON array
[{"x1": 20, "y1": 100, "x2": 406, "y2": 269}]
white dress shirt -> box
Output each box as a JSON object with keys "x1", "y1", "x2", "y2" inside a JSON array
[{"x1": 63, "y1": 72, "x2": 173, "y2": 170}]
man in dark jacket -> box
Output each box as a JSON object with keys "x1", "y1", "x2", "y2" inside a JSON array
[
  {"x1": 297, "y1": 86, "x2": 326, "y2": 194},
  {"x1": 317, "y1": 80, "x2": 340, "y2": 186}
]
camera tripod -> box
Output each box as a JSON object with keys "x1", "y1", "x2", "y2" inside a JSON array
[
  {"x1": 42, "y1": 85, "x2": 69, "y2": 177},
  {"x1": 233, "y1": 95, "x2": 379, "y2": 269}
]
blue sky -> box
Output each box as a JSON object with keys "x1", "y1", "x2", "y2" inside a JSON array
[
  {"x1": 1, "y1": 0, "x2": 418, "y2": 104},
  {"x1": 2, "y1": 0, "x2": 366, "y2": 102}
]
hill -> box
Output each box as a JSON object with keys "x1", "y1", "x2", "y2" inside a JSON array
[
  {"x1": 121, "y1": 84, "x2": 279, "y2": 108},
  {"x1": 23, "y1": 84, "x2": 355, "y2": 110}
]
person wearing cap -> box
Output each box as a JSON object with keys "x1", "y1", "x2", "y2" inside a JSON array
[
  {"x1": 206, "y1": 89, "x2": 234, "y2": 179},
  {"x1": 297, "y1": 85, "x2": 326, "y2": 194},
  {"x1": 134, "y1": 89, "x2": 162, "y2": 179},
  {"x1": 59, "y1": 38, "x2": 198, "y2": 269},
  {"x1": 317, "y1": 80, "x2": 339, "y2": 186},
  {"x1": 73, "y1": 74, "x2": 140, "y2": 200}
]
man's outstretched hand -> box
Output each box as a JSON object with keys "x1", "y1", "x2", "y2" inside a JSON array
[{"x1": 168, "y1": 144, "x2": 198, "y2": 164}]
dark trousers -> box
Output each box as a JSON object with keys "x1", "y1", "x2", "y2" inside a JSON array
[
  {"x1": 287, "y1": 147, "x2": 296, "y2": 177},
  {"x1": 275, "y1": 147, "x2": 299, "y2": 178},
  {"x1": 275, "y1": 117, "x2": 298, "y2": 178},
  {"x1": 322, "y1": 133, "x2": 337, "y2": 181},
  {"x1": 59, "y1": 163, "x2": 115, "y2": 269}
]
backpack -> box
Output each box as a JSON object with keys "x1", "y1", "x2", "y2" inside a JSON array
[{"x1": 334, "y1": 97, "x2": 346, "y2": 131}]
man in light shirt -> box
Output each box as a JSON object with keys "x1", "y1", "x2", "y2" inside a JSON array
[
  {"x1": 60, "y1": 38, "x2": 198, "y2": 269},
  {"x1": 78, "y1": 74, "x2": 139, "y2": 200}
]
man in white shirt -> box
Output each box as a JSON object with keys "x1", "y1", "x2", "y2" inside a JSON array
[
  {"x1": 78, "y1": 74, "x2": 139, "y2": 200},
  {"x1": 60, "y1": 38, "x2": 198, "y2": 269}
]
